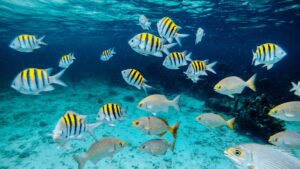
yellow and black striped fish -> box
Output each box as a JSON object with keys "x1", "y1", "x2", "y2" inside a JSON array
[
  {"x1": 97, "y1": 103, "x2": 126, "y2": 125},
  {"x1": 163, "y1": 51, "x2": 192, "y2": 69},
  {"x1": 121, "y1": 68, "x2": 152, "y2": 94},
  {"x1": 184, "y1": 60, "x2": 217, "y2": 83},
  {"x1": 252, "y1": 43, "x2": 287, "y2": 70},
  {"x1": 100, "y1": 48, "x2": 116, "y2": 61},
  {"x1": 157, "y1": 17, "x2": 188, "y2": 46},
  {"x1": 11, "y1": 68, "x2": 67, "y2": 95},
  {"x1": 9, "y1": 34, "x2": 47, "y2": 52},
  {"x1": 59, "y1": 53, "x2": 75, "y2": 68},
  {"x1": 128, "y1": 33, "x2": 176, "y2": 57}
]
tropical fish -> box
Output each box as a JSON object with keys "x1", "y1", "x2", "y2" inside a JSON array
[
  {"x1": 52, "y1": 111, "x2": 101, "y2": 147},
  {"x1": 195, "y1": 113, "x2": 235, "y2": 129},
  {"x1": 214, "y1": 74, "x2": 256, "y2": 98},
  {"x1": 132, "y1": 116, "x2": 180, "y2": 139},
  {"x1": 121, "y1": 69, "x2": 152, "y2": 94},
  {"x1": 9, "y1": 34, "x2": 47, "y2": 52},
  {"x1": 96, "y1": 103, "x2": 126, "y2": 126},
  {"x1": 59, "y1": 53, "x2": 75, "y2": 69},
  {"x1": 290, "y1": 81, "x2": 300, "y2": 97},
  {"x1": 73, "y1": 137, "x2": 127, "y2": 169},
  {"x1": 157, "y1": 17, "x2": 189, "y2": 46},
  {"x1": 184, "y1": 60, "x2": 217, "y2": 83},
  {"x1": 140, "y1": 139, "x2": 175, "y2": 156},
  {"x1": 128, "y1": 32, "x2": 176, "y2": 57},
  {"x1": 100, "y1": 48, "x2": 116, "y2": 61},
  {"x1": 269, "y1": 131, "x2": 300, "y2": 149},
  {"x1": 162, "y1": 51, "x2": 192, "y2": 70},
  {"x1": 268, "y1": 101, "x2": 300, "y2": 121},
  {"x1": 137, "y1": 94, "x2": 180, "y2": 115},
  {"x1": 224, "y1": 143, "x2": 300, "y2": 169},
  {"x1": 195, "y1": 27, "x2": 205, "y2": 45},
  {"x1": 252, "y1": 43, "x2": 287, "y2": 70},
  {"x1": 138, "y1": 15, "x2": 151, "y2": 30},
  {"x1": 11, "y1": 68, "x2": 67, "y2": 95}
]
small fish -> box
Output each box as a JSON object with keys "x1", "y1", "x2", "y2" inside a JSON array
[
  {"x1": 138, "y1": 15, "x2": 151, "y2": 30},
  {"x1": 184, "y1": 60, "x2": 217, "y2": 83},
  {"x1": 100, "y1": 48, "x2": 116, "y2": 61},
  {"x1": 214, "y1": 74, "x2": 256, "y2": 98},
  {"x1": 96, "y1": 103, "x2": 126, "y2": 126},
  {"x1": 162, "y1": 51, "x2": 192, "y2": 70},
  {"x1": 290, "y1": 81, "x2": 300, "y2": 97},
  {"x1": 195, "y1": 27, "x2": 205, "y2": 45},
  {"x1": 73, "y1": 137, "x2": 127, "y2": 169},
  {"x1": 157, "y1": 17, "x2": 189, "y2": 46},
  {"x1": 132, "y1": 116, "x2": 180, "y2": 139},
  {"x1": 9, "y1": 34, "x2": 47, "y2": 52},
  {"x1": 252, "y1": 43, "x2": 287, "y2": 70},
  {"x1": 52, "y1": 111, "x2": 101, "y2": 147},
  {"x1": 59, "y1": 53, "x2": 75, "y2": 69},
  {"x1": 11, "y1": 68, "x2": 67, "y2": 95},
  {"x1": 140, "y1": 139, "x2": 175, "y2": 156},
  {"x1": 137, "y1": 94, "x2": 180, "y2": 115},
  {"x1": 121, "y1": 69, "x2": 152, "y2": 94},
  {"x1": 224, "y1": 143, "x2": 300, "y2": 169},
  {"x1": 128, "y1": 33, "x2": 176, "y2": 57},
  {"x1": 268, "y1": 101, "x2": 300, "y2": 121},
  {"x1": 269, "y1": 131, "x2": 300, "y2": 149},
  {"x1": 195, "y1": 113, "x2": 235, "y2": 129}
]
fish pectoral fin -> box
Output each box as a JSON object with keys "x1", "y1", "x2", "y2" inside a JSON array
[
  {"x1": 139, "y1": 43, "x2": 145, "y2": 49},
  {"x1": 44, "y1": 85, "x2": 55, "y2": 91},
  {"x1": 286, "y1": 113, "x2": 295, "y2": 117},
  {"x1": 144, "y1": 126, "x2": 152, "y2": 130},
  {"x1": 157, "y1": 131, "x2": 167, "y2": 137}
]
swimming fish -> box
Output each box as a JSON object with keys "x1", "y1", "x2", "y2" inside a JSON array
[
  {"x1": 59, "y1": 53, "x2": 76, "y2": 69},
  {"x1": 268, "y1": 101, "x2": 300, "y2": 121},
  {"x1": 269, "y1": 131, "x2": 300, "y2": 149},
  {"x1": 195, "y1": 27, "x2": 205, "y2": 45},
  {"x1": 73, "y1": 137, "x2": 127, "y2": 169},
  {"x1": 157, "y1": 17, "x2": 189, "y2": 46},
  {"x1": 140, "y1": 139, "x2": 175, "y2": 156},
  {"x1": 121, "y1": 69, "x2": 152, "y2": 94},
  {"x1": 128, "y1": 33, "x2": 176, "y2": 57},
  {"x1": 100, "y1": 48, "x2": 116, "y2": 61},
  {"x1": 290, "y1": 81, "x2": 300, "y2": 97},
  {"x1": 252, "y1": 43, "x2": 287, "y2": 70},
  {"x1": 11, "y1": 68, "x2": 67, "y2": 95},
  {"x1": 195, "y1": 113, "x2": 235, "y2": 129},
  {"x1": 137, "y1": 94, "x2": 180, "y2": 115},
  {"x1": 132, "y1": 116, "x2": 180, "y2": 139},
  {"x1": 52, "y1": 111, "x2": 101, "y2": 147},
  {"x1": 224, "y1": 143, "x2": 300, "y2": 169},
  {"x1": 162, "y1": 51, "x2": 192, "y2": 70},
  {"x1": 9, "y1": 34, "x2": 47, "y2": 52},
  {"x1": 138, "y1": 15, "x2": 151, "y2": 30},
  {"x1": 214, "y1": 74, "x2": 256, "y2": 98},
  {"x1": 96, "y1": 103, "x2": 126, "y2": 126},
  {"x1": 184, "y1": 60, "x2": 217, "y2": 83}
]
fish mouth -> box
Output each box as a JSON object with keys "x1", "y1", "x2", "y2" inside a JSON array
[{"x1": 224, "y1": 150, "x2": 230, "y2": 157}]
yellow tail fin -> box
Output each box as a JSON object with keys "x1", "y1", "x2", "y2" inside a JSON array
[
  {"x1": 227, "y1": 118, "x2": 235, "y2": 129},
  {"x1": 169, "y1": 122, "x2": 180, "y2": 139},
  {"x1": 246, "y1": 74, "x2": 256, "y2": 92}
]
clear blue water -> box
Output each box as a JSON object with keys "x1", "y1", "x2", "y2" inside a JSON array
[{"x1": 0, "y1": 1, "x2": 300, "y2": 169}]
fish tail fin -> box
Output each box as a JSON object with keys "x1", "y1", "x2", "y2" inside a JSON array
[
  {"x1": 169, "y1": 139, "x2": 176, "y2": 152},
  {"x1": 49, "y1": 69, "x2": 67, "y2": 87},
  {"x1": 111, "y1": 47, "x2": 116, "y2": 54},
  {"x1": 174, "y1": 33, "x2": 189, "y2": 47},
  {"x1": 290, "y1": 82, "x2": 299, "y2": 92},
  {"x1": 252, "y1": 50, "x2": 256, "y2": 65},
  {"x1": 206, "y1": 61, "x2": 218, "y2": 74},
  {"x1": 226, "y1": 118, "x2": 235, "y2": 129},
  {"x1": 169, "y1": 122, "x2": 180, "y2": 139},
  {"x1": 171, "y1": 95, "x2": 180, "y2": 112},
  {"x1": 246, "y1": 74, "x2": 257, "y2": 92},
  {"x1": 86, "y1": 122, "x2": 102, "y2": 141},
  {"x1": 37, "y1": 35, "x2": 47, "y2": 45},
  {"x1": 184, "y1": 51, "x2": 192, "y2": 62},
  {"x1": 73, "y1": 155, "x2": 86, "y2": 169},
  {"x1": 142, "y1": 83, "x2": 153, "y2": 95},
  {"x1": 71, "y1": 52, "x2": 76, "y2": 59},
  {"x1": 162, "y1": 43, "x2": 177, "y2": 55}
]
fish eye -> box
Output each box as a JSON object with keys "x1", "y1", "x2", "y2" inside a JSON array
[
  {"x1": 135, "y1": 121, "x2": 139, "y2": 125},
  {"x1": 274, "y1": 138, "x2": 278, "y2": 142},
  {"x1": 217, "y1": 85, "x2": 221, "y2": 89},
  {"x1": 234, "y1": 149, "x2": 242, "y2": 156},
  {"x1": 141, "y1": 145, "x2": 146, "y2": 149},
  {"x1": 138, "y1": 103, "x2": 143, "y2": 107}
]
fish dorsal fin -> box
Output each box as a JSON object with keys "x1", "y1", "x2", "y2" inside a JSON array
[{"x1": 45, "y1": 68, "x2": 53, "y2": 75}]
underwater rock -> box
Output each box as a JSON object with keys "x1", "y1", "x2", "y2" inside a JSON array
[
  {"x1": 205, "y1": 94, "x2": 285, "y2": 141},
  {"x1": 39, "y1": 121, "x2": 47, "y2": 127},
  {"x1": 108, "y1": 90, "x2": 118, "y2": 96},
  {"x1": 123, "y1": 95, "x2": 134, "y2": 102},
  {"x1": 18, "y1": 152, "x2": 30, "y2": 159},
  {"x1": 88, "y1": 93, "x2": 95, "y2": 98},
  {"x1": 97, "y1": 98, "x2": 103, "y2": 104}
]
